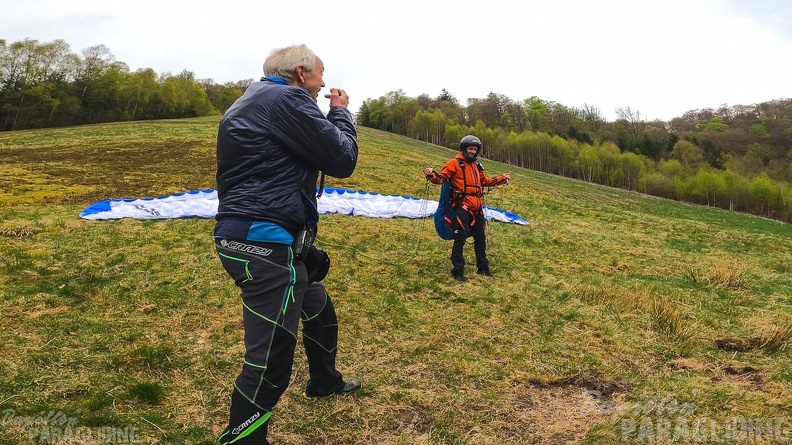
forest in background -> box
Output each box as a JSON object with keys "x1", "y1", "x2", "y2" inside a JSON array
[
  {"x1": 2, "y1": 38, "x2": 790, "y2": 222},
  {"x1": 357, "y1": 91, "x2": 792, "y2": 222},
  {"x1": 0, "y1": 38, "x2": 248, "y2": 130}
]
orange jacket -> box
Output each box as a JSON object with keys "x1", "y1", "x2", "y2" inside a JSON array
[{"x1": 429, "y1": 153, "x2": 507, "y2": 211}]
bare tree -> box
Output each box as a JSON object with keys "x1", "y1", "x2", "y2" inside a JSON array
[{"x1": 615, "y1": 106, "x2": 645, "y2": 150}]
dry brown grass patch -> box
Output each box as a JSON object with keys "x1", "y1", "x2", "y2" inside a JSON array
[
  {"x1": 0, "y1": 226, "x2": 39, "y2": 239},
  {"x1": 650, "y1": 296, "x2": 695, "y2": 345},
  {"x1": 680, "y1": 262, "x2": 751, "y2": 291},
  {"x1": 666, "y1": 358, "x2": 710, "y2": 372},
  {"x1": 567, "y1": 282, "x2": 651, "y2": 312},
  {"x1": 492, "y1": 377, "x2": 622, "y2": 445},
  {"x1": 714, "y1": 337, "x2": 763, "y2": 352},
  {"x1": 760, "y1": 321, "x2": 792, "y2": 353}
]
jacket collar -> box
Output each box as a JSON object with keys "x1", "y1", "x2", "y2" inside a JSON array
[{"x1": 261, "y1": 76, "x2": 289, "y2": 85}]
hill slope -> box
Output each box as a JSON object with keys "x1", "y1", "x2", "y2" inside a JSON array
[{"x1": 1, "y1": 117, "x2": 790, "y2": 444}]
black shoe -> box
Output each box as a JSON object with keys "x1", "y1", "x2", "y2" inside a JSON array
[
  {"x1": 477, "y1": 270, "x2": 493, "y2": 277},
  {"x1": 453, "y1": 275, "x2": 468, "y2": 282},
  {"x1": 305, "y1": 379, "x2": 361, "y2": 398}
]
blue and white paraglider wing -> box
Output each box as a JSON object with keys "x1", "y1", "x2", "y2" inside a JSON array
[
  {"x1": 79, "y1": 188, "x2": 529, "y2": 225},
  {"x1": 79, "y1": 189, "x2": 219, "y2": 220}
]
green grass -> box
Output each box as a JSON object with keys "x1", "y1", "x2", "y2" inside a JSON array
[{"x1": 1, "y1": 117, "x2": 790, "y2": 444}]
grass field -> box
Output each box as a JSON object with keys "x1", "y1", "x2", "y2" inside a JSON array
[{"x1": 1, "y1": 117, "x2": 790, "y2": 444}]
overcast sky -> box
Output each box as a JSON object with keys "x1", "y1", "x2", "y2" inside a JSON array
[{"x1": 3, "y1": 0, "x2": 791, "y2": 121}]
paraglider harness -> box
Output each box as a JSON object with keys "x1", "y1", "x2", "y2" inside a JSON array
[{"x1": 432, "y1": 158, "x2": 485, "y2": 240}]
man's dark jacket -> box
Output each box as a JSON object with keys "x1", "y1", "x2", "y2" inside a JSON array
[{"x1": 215, "y1": 79, "x2": 358, "y2": 237}]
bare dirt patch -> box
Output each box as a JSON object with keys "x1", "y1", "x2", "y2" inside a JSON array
[
  {"x1": 714, "y1": 337, "x2": 762, "y2": 352},
  {"x1": 479, "y1": 369, "x2": 635, "y2": 444}
]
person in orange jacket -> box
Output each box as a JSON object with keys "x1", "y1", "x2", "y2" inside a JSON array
[{"x1": 423, "y1": 135, "x2": 511, "y2": 281}]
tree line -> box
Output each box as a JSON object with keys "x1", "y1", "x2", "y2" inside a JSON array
[
  {"x1": 0, "y1": 38, "x2": 247, "y2": 130},
  {"x1": 357, "y1": 90, "x2": 792, "y2": 223},
  {"x1": 3, "y1": 38, "x2": 790, "y2": 222}
]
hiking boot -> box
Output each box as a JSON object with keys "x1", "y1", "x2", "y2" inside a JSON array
[
  {"x1": 477, "y1": 269, "x2": 493, "y2": 277},
  {"x1": 305, "y1": 379, "x2": 361, "y2": 398},
  {"x1": 453, "y1": 274, "x2": 468, "y2": 282}
]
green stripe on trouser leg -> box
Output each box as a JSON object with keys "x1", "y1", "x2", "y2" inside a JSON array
[
  {"x1": 216, "y1": 239, "x2": 304, "y2": 445},
  {"x1": 218, "y1": 387, "x2": 272, "y2": 444}
]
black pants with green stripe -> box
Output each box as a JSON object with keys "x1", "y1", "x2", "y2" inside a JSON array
[{"x1": 215, "y1": 239, "x2": 344, "y2": 445}]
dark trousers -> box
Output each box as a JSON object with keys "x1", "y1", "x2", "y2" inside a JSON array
[
  {"x1": 215, "y1": 239, "x2": 343, "y2": 445},
  {"x1": 451, "y1": 210, "x2": 489, "y2": 276}
]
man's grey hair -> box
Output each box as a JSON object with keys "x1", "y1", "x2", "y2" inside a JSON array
[{"x1": 263, "y1": 44, "x2": 318, "y2": 82}]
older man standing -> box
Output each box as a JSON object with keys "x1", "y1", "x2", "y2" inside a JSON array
[{"x1": 214, "y1": 44, "x2": 361, "y2": 445}]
